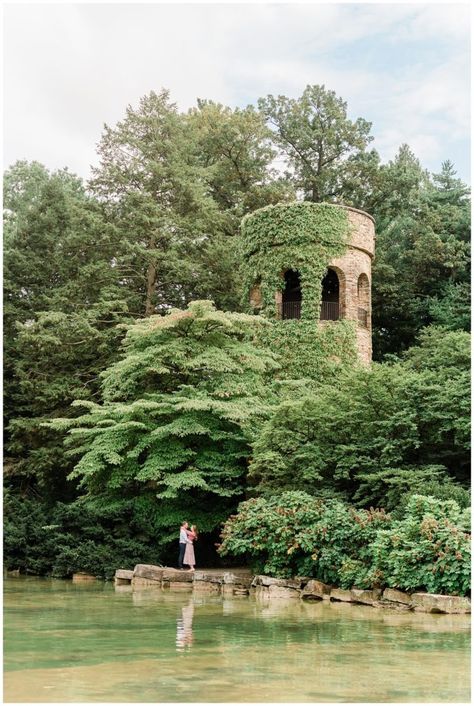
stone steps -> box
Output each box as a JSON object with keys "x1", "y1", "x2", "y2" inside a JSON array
[{"x1": 113, "y1": 566, "x2": 471, "y2": 614}]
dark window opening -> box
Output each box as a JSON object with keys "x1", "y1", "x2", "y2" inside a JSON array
[
  {"x1": 282, "y1": 269, "x2": 301, "y2": 319},
  {"x1": 320, "y1": 269, "x2": 340, "y2": 321}
]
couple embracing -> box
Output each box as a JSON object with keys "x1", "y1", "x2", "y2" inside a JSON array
[{"x1": 178, "y1": 521, "x2": 198, "y2": 571}]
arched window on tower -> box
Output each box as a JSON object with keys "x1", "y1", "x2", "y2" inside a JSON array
[
  {"x1": 320, "y1": 269, "x2": 340, "y2": 321},
  {"x1": 282, "y1": 269, "x2": 302, "y2": 319},
  {"x1": 357, "y1": 273, "x2": 369, "y2": 328}
]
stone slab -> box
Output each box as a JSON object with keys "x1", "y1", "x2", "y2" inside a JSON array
[
  {"x1": 351, "y1": 588, "x2": 382, "y2": 606},
  {"x1": 411, "y1": 593, "x2": 471, "y2": 614},
  {"x1": 373, "y1": 600, "x2": 412, "y2": 612},
  {"x1": 162, "y1": 569, "x2": 193, "y2": 583},
  {"x1": 256, "y1": 575, "x2": 303, "y2": 589},
  {"x1": 193, "y1": 581, "x2": 221, "y2": 593},
  {"x1": 168, "y1": 581, "x2": 193, "y2": 591},
  {"x1": 194, "y1": 571, "x2": 223, "y2": 584},
  {"x1": 301, "y1": 579, "x2": 332, "y2": 600},
  {"x1": 268, "y1": 585, "x2": 300, "y2": 599},
  {"x1": 222, "y1": 572, "x2": 252, "y2": 587},
  {"x1": 382, "y1": 588, "x2": 412, "y2": 605},
  {"x1": 330, "y1": 588, "x2": 353, "y2": 603},
  {"x1": 133, "y1": 564, "x2": 164, "y2": 581},
  {"x1": 115, "y1": 569, "x2": 134, "y2": 581}
]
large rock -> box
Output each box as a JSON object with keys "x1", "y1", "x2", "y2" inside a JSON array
[
  {"x1": 373, "y1": 599, "x2": 412, "y2": 612},
  {"x1": 254, "y1": 575, "x2": 303, "y2": 589},
  {"x1": 115, "y1": 569, "x2": 133, "y2": 581},
  {"x1": 301, "y1": 579, "x2": 331, "y2": 600},
  {"x1": 223, "y1": 572, "x2": 252, "y2": 588},
  {"x1": 162, "y1": 568, "x2": 193, "y2": 583},
  {"x1": 268, "y1": 585, "x2": 300, "y2": 600},
  {"x1": 194, "y1": 571, "x2": 222, "y2": 584},
  {"x1": 169, "y1": 581, "x2": 193, "y2": 591},
  {"x1": 382, "y1": 588, "x2": 412, "y2": 605},
  {"x1": 133, "y1": 564, "x2": 164, "y2": 581},
  {"x1": 411, "y1": 593, "x2": 471, "y2": 614},
  {"x1": 330, "y1": 588, "x2": 353, "y2": 602},
  {"x1": 350, "y1": 588, "x2": 382, "y2": 606}
]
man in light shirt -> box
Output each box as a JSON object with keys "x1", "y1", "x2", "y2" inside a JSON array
[{"x1": 178, "y1": 521, "x2": 189, "y2": 569}]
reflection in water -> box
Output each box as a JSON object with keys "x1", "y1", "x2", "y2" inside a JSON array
[
  {"x1": 3, "y1": 577, "x2": 471, "y2": 703},
  {"x1": 176, "y1": 601, "x2": 194, "y2": 651}
]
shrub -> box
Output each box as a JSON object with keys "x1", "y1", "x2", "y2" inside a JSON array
[
  {"x1": 369, "y1": 495, "x2": 471, "y2": 596},
  {"x1": 218, "y1": 491, "x2": 390, "y2": 585},
  {"x1": 3, "y1": 493, "x2": 160, "y2": 579},
  {"x1": 219, "y1": 492, "x2": 471, "y2": 595}
]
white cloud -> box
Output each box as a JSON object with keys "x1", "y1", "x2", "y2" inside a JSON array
[{"x1": 3, "y1": 3, "x2": 470, "y2": 182}]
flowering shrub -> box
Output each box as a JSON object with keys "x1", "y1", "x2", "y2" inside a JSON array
[
  {"x1": 218, "y1": 491, "x2": 471, "y2": 595},
  {"x1": 369, "y1": 495, "x2": 471, "y2": 596},
  {"x1": 218, "y1": 491, "x2": 390, "y2": 585}
]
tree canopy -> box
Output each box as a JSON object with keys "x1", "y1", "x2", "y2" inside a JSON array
[
  {"x1": 3, "y1": 84, "x2": 470, "y2": 576},
  {"x1": 47, "y1": 301, "x2": 279, "y2": 549}
]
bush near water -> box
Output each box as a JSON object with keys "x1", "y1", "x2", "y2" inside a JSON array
[{"x1": 219, "y1": 492, "x2": 471, "y2": 597}]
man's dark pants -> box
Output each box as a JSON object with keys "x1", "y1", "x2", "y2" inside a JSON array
[{"x1": 178, "y1": 542, "x2": 187, "y2": 569}]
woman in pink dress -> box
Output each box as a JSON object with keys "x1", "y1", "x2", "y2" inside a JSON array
[{"x1": 183, "y1": 525, "x2": 198, "y2": 571}]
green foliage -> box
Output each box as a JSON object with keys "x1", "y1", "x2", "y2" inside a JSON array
[
  {"x1": 219, "y1": 491, "x2": 390, "y2": 586},
  {"x1": 370, "y1": 149, "x2": 470, "y2": 358},
  {"x1": 47, "y1": 301, "x2": 279, "y2": 543},
  {"x1": 427, "y1": 281, "x2": 470, "y2": 331},
  {"x1": 4, "y1": 86, "x2": 471, "y2": 587},
  {"x1": 393, "y1": 479, "x2": 471, "y2": 519},
  {"x1": 3, "y1": 492, "x2": 159, "y2": 579},
  {"x1": 369, "y1": 495, "x2": 471, "y2": 596},
  {"x1": 187, "y1": 100, "x2": 294, "y2": 230},
  {"x1": 3, "y1": 161, "x2": 132, "y2": 496},
  {"x1": 249, "y1": 326, "x2": 470, "y2": 503},
  {"x1": 241, "y1": 201, "x2": 349, "y2": 320},
  {"x1": 219, "y1": 492, "x2": 471, "y2": 595},
  {"x1": 258, "y1": 84, "x2": 376, "y2": 203},
  {"x1": 352, "y1": 467, "x2": 469, "y2": 513},
  {"x1": 90, "y1": 90, "x2": 225, "y2": 316},
  {"x1": 90, "y1": 91, "x2": 291, "y2": 317},
  {"x1": 256, "y1": 318, "x2": 358, "y2": 382}
]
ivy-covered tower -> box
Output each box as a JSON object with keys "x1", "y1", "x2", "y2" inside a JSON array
[{"x1": 241, "y1": 202, "x2": 375, "y2": 366}]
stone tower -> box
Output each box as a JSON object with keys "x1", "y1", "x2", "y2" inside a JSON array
[{"x1": 241, "y1": 202, "x2": 375, "y2": 364}]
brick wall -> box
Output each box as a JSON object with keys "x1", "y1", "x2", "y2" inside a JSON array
[{"x1": 326, "y1": 206, "x2": 375, "y2": 364}]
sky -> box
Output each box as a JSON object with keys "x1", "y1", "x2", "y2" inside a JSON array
[{"x1": 3, "y1": 2, "x2": 471, "y2": 184}]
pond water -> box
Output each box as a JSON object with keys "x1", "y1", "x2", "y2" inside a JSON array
[{"x1": 4, "y1": 577, "x2": 471, "y2": 703}]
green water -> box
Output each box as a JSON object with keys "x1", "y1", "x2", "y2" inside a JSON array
[{"x1": 4, "y1": 577, "x2": 471, "y2": 702}]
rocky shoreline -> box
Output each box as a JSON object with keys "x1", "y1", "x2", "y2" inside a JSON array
[{"x1": 114, "y1": 565, "x2": 471, "y2": 615}]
